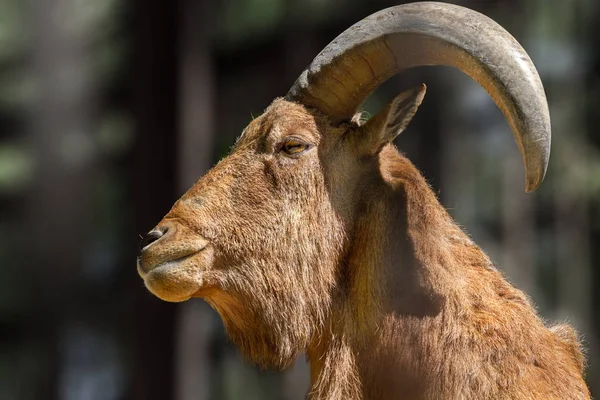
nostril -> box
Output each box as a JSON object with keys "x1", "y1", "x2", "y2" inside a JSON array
[{"x1": 140, "y1": 229, "x2": 165, "y2": 251}]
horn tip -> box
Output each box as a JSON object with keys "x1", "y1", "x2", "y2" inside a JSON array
[
  {"x1": 418, "y1": 83, "x2": 427, "y2": 100},
  {"x1": 524, "y1": 183, "x2": 538, "y2": 193},
  {"x1": 524, "y1": 172, "x2": 545, "y2": 193},
  {"x1": 523, "y1": 135, "x2": 550, "y2": 193}
]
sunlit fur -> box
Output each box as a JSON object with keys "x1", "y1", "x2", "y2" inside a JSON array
[{"x1": 138, "y1": 98, "x2": 589, "y2": 399}]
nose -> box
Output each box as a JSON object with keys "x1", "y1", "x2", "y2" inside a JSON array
[{"x1": 139, "y1": 228, "x2": 167, "y2": 253}]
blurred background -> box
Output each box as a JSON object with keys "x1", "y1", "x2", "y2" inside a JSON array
[{"x1": 0, "y1": 0, "x2": 598, "y2": 398}]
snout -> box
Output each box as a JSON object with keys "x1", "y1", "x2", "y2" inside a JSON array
[
  {"x1": 138, "y1": 224, "x2": 173, "y2": 273},
  {"x1": 137, "y1": 219, "x2": 208, "y2": 274},
  {"x1": 137, "y1": 219, "x2": 213, "y2": 302},
  {"x1": 140, "y1": 228, "x2": 166, "y2": 252}
]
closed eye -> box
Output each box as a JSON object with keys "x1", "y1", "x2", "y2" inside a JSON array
[{"x1": 280, "y1": 138, "x2": 311, "y2": 156}]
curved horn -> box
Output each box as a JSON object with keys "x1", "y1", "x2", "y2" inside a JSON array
[{"x1": 285, "y1": 2, "x2": 550, "y2": 192}]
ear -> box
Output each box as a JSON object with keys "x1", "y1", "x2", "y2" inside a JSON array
[{"x1": 355, "y1": 84, "x2": 426, "y2": 156}]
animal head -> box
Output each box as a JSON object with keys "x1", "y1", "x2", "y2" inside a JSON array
[
  {"x1": 136, "y1": 89, "x2": 425, "y2": 367},
  {"x1": 137, "y1": 2, "x2": 551, "y2": 369}
]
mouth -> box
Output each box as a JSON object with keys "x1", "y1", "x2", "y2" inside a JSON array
[
  {"x1": 137, "y1": 251, "x2": 200, "y2": 278},
  {"x1": 137, "y1": 248, "x2": 213, "y2": 303}
]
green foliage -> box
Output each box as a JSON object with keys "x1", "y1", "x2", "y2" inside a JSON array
[
  {"x1": 0, "y1": 0, "x2": 29, "y2": 61},
  {"x1": 0, "y1": 142, "x2": 32, "y2": 195},
  {"x1": 219, "y1": 0, "x2": 285, "y2": 46}
]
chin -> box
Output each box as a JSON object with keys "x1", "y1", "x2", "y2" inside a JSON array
[{"x1": 139, "y1": 259, "x2": 203, "y2": 303}]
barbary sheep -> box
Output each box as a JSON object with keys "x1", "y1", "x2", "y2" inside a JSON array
[{"x1": 137, "y1": 2, "x2": 590, "y2": 399}]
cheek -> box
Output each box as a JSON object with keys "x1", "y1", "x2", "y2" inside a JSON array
[
  {"x1": 276, "y1": 164, "x2": 345, "y2": 256},
  {"x1": 204, "y1": 155, "x2": 342, "y2": 264},
  {"x1": 202, "y1": 167, "x2": 283, "y2": 258},
  {"x1": 230, "y1": 156, "x2": 322, "y2": 220},
  {"x1": 273, "y1": 155, "x2": 322, "y2": 199}
]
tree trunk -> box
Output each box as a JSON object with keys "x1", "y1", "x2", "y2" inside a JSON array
[
  {"x1": 174, "y1": 1, "x2": 216, "y2": 400},
  {"x1": 129, "y1": 0, "x2": 180, "y2": 398}
]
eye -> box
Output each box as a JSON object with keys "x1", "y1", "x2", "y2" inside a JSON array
[{"x1": 280, "y1": 138, "x2": 310, "y2": 156}]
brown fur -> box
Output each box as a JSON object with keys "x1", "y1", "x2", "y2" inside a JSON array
[{"x1": 137, "y1": 98, "x2": 590, "y2": 399}]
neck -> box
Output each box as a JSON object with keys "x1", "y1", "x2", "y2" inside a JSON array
[{"x1": 306, "y1": 147, "x2": 484, "y2": 399}]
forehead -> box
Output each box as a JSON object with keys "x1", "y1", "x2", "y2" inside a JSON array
[{"x1": 236, "y1": 99, "x2": 321, "y2": 148}]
